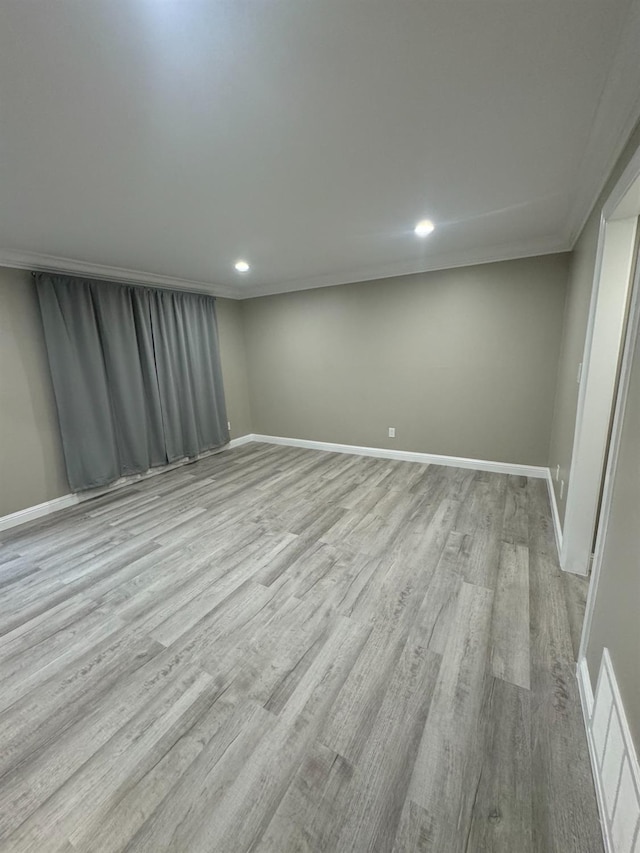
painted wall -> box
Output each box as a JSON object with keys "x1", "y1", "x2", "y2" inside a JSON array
[
  {"x1": 0, "y1": 267, "x2": 69, "y2": 516},
  {"x1": 547, "y1": 216, "x2": 599, "y2": 524},
  {"x1": 216, "y1": 298, "x2": 253, "y2": 439},
  {"x1": 546, "y1": 119, "x2": 640, "y2": 753},
  {"x1": 586, "y1": 321, "x2": 640, "y2": 748},
  {"x1": 242, "y1": 254, "x2": 569, "y2": 467},
  {"x1": 0, "y1": 271, "x2": 252, "y2": 516},
  {"x1": 548, "y1": 119, "x2": 640, "y2": 523},
  {"x1": 561, "y1": 217, "x2": 638, "y2": 578}
]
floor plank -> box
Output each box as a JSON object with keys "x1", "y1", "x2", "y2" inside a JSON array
[
  {"x1": 405, "y1": 581, "x2": 495, "y2": 853},
  {"x1": 0, "y1": 443, "x2": 602, "y2": 852}
]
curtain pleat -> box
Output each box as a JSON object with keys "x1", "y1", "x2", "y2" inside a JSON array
[
  {"x1": 91, "y1": 282, "x2": 167, "y2": 475},
  {"x1": 36, "y1": 276, "x2": 121, "y2": 490},
  {"x1": 148, "y1": 290, "x2": 228, "y2": 462},
  {"x1": 35, "y1": 273, "x2": 229, "y2": 491}
]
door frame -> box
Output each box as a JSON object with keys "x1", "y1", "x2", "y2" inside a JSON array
[
  {"x1": 576, "y1": 143, "x2": 640, "y2": 661},
  {"x1": 561, "y1": 146, "x2": 640, "y2": 576}
]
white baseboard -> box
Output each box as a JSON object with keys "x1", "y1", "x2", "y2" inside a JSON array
[
  {"x1": 0, "y1": 434, "x2": 549, "y2": 534},
  {"x1": 227, "y1": 434, "x2": 255, "y2": 448},
  {"x1": 545, "y1": 469, "x2": 564, "y2": 565},
  {"x1": 249, "y1": 433, "x2": 548, "y2": 478},
  {"x1": 578, "y1": 657, "x2": 608, "y2": 851},
  {"x1": 0, "y1": 493, "x2": 81, "y2": 534},
  {"x1": 0, "y1": 436, "x2": 254, "y2": 534},
  {"x1": 578, "y1": 655, "x2": 596, "y2": 722},
  {"x1": 578, "y1": 650, "x2": 640, "y2": 853}
]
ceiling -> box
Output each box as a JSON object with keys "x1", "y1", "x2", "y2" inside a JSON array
[{"x1": 1, "y1": 0, "x2": 640, "y2": 298}]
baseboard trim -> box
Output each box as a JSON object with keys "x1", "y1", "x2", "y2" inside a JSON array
[
  {"x1": 577, "y1": 657, "x2": 605, "y2": 851},
  {"x1": 0, "y1": 493, "x2": 81, "y2": 533},
  {"x1": 0, "y1": 434, "x2": 549, "y2": 533},
  {"x1": 0, "y1": 436, "x2": 254, "y2": 534},
  {"x1": 249, "y1": 434, "x2": 548, "y2": 478},
  {"x1": 227, "y1": 434, "x2": 255, "y2": 448},
  {"x1": 545, "y1": 469, "x2": 564, "y2": 565},
  {"x1": 578, "y1": 655, "x2": 595, "y2": 721},
  {"x1": 578, "y1": 650, "x2": 640, "y2": 853}
]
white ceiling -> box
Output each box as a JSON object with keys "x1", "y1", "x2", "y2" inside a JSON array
[{"x1": 1, "y1": 0, "x2": 640, "y2": 298}]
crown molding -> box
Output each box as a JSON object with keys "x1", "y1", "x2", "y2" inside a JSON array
[
  {"x1": 0, "y1": 248, "x2": 240, "y2": 299},
  {"x1": 1, "y1": 6, "x2": 639, "y2": 300},
  {"x1": 237, "y1": 236, "x2": 568, "y2": 299},
  {"x1": 0, "y1": 239, "x2": 569, "y2": 301},
  {"x1": 564, "y1": 0, "x2": 640, "y2": 248}
]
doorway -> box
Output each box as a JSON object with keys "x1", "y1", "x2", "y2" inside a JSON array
[{"x1": 561, "y1": 153, "x2": 640, "y2": 577}]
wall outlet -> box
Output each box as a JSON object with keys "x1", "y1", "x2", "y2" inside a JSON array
[
  {"x1": 227, "y1": 421, "x2": 231, "y2": 431},
  {"x1": 388, "y1": 427, "x2": 396, "y2": 438},
  {"x1": 555, "y1": 464, "x2": 560, "y2": 481},
  {"x1": 560, "y1": 480, "x2": 565, "y2": 499}
]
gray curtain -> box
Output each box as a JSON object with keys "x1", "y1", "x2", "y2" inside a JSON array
[
  {"x1": 148, "y1": 289, "x2": 228, "y2": 462},
  {"x1": 36, "y1": 273, "x2": 229, "y2": 491}
]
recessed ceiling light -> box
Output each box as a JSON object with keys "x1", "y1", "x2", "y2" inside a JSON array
[
  {"x1": 414, "y1": 219, "x2": 435, "y2": 237},
  {"x1": 234, "y1": 260, "x2": 250, "y2": 273}
]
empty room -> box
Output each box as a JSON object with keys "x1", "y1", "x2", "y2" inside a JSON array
[{"x1": 1, "y1": 2, "x2": 640, "y2": 852}]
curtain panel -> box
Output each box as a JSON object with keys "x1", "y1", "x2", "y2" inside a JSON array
[{"x1": 35, "y1": 273, "x2": 229, "y2": 491}]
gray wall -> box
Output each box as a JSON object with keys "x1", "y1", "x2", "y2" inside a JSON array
[
  {"x1": 0, "y1": 271, "x2": 253, "y2": 516},
  {"x1": 0, "y1": 267, "x2": 69, "y2": 515},
  {"x1": 215, "y1": 297, "x2": 253, "y2": 439},
  {"x1": 546, "y1": 119, "x2": 640, "y2": 754},
  {"x1": 242, "y1": 254, "x2": 569, "y2": 466},
  {"x1": 548, "y1": 119, "x2": 640, "y2": 523},
  {"x1": 547, "y1": 216, "x2": 599, "y2": 524},
  {"x1": 586, "y1": 327, "x2": 640, "y2": 747}
]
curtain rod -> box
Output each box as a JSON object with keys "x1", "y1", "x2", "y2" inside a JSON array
[{"x1": 30, "y1": 269, "x2": 218, "y2": 299}]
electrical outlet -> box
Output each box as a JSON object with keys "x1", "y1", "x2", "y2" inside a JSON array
[
  {"x1": 388, "y1": 427, "x2": 396, "y2": 438},
  {"x1": 555, "y1": 464, "x2": 560, "y2": 481},
  {"x1": 227, "y1": 421, "x2": 231, "y2": 431},
  {"x1": 560, "y1": 480, "x2": 565, "y2": 499}
]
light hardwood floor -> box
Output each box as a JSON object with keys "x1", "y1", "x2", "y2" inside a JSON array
[{"x1": 0, "y1": 442, "x2": 602, "y2": 852}]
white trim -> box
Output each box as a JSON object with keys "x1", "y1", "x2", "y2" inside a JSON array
[
  {"x1": 573, "y1": 149, "x2": 640, "y2": 853},
  {"x1": 602, "y1": 144, "x2": 640, "y2": 222},
  {"x1": 578, "y1": 649, "x2": 640, "y2": 853},
  {"x1": 578, "y1": 655, "x2": 595, "y2": 721},
  {"x1": 545, "y1": 469, "x2": 563, "y2": 562},
  {"x1": 0, "y1": 249, "x2": 239, "y2": 299},
  {"x1": 0, "y1": 243, "x2": 569, "y2": 301},
  {"x1": 561, "y1": 202, "x2": 640, "y2": 576},
  {"x1": 0, "y1": 437, "x2": 254, "y2": 533},
  {"x1": 578, "y1": 171, "x2": 640, "y2": 660},
  {"x1": 1, "y1": 5, "x2": 639, "y2": 303},
  {"x1": 249, "y1": 434, "x2": 548, "y2": 478},
  {"x1": 0, "y1": 433, "x2": 552, "y2": 534},
  {"x1": 580, "y1": 660, "x2": 614, "y2": 853},
  {"x1": 561, "y1": 210, "x2": 607, "y2": 567},
  {"x1": 0, "y1": 494, "x2": 81, "y2": 533},
  {"x1": 579, "y1": 258, "x2": 640, "y2": 655},
  {"x1": 238, "y1": 241, "x2": 567, "y2": 299},
  {"x1": 600, "y1": 651, "x2": 640, "y2": 785},
  {"x1": 227, "y1": 434, "x2": 255, "y2": 448},
  {"x1": 577, "y1": 657, "x2": 605, "y2": 850}
]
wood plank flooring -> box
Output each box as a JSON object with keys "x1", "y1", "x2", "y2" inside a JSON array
[{"x1": 0, "y1": 442, "x2": 602, "y2": 852}]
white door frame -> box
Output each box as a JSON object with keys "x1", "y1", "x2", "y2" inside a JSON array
[
  {"x1": 560, "y1": 147, "x2": 640, "y2": 576},
  {"x1": 578, "y1": 148, "x2": 640, "y2": 662}
]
